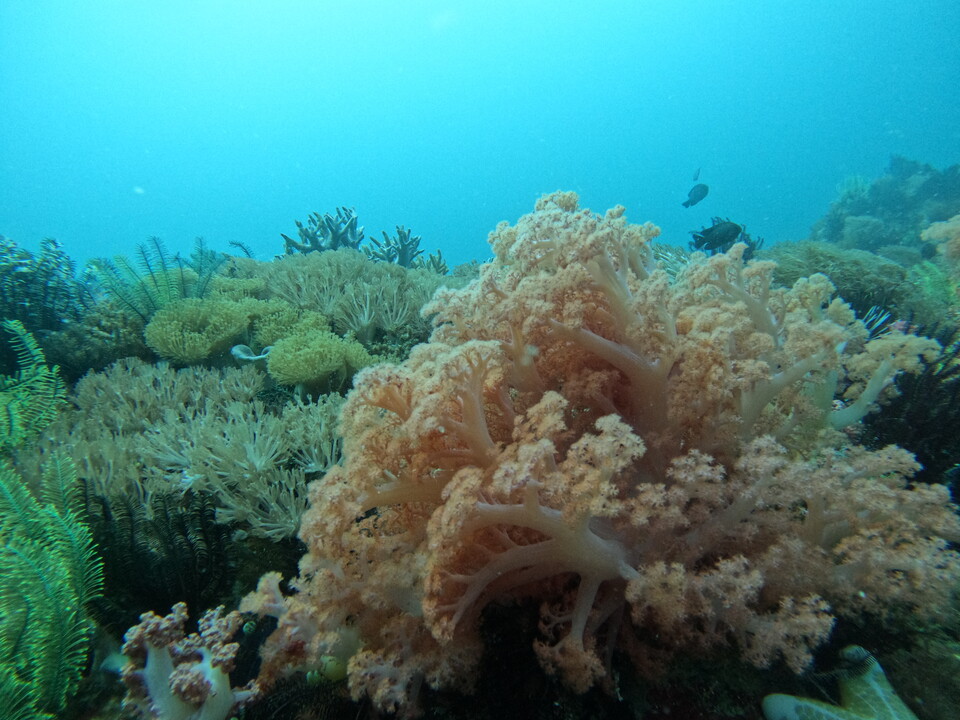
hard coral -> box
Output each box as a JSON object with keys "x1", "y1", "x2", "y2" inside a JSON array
[{"x1": 244, "y1": 194, "x2": 960, "y2": 715}]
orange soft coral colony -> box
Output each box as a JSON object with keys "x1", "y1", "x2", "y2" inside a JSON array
[{"x1": 243, "y1": 193, "x2": 960, "y2": 716}]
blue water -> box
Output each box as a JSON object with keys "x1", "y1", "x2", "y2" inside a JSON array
[{"x1": 2, "y1": 0, "x2": 958, "y2": 268}]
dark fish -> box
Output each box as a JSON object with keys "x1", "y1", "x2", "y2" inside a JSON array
[
  {"x1": 693, "y1": 167, "x2": 701, "y2": 181},
  {"x1": 691, "y1": 220, "x2": 742, "y2": 251},
  {"x1": 682, "y1": 183, "x2": 709, "y2": 208}
]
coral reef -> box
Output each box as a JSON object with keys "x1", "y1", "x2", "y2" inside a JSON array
[
  {"x1": 921, "y1": 213, "x2": 960, "y2": 269},
  {"x1": 763, "y1": 240, "x2": 958, "y2": 328},
  {"x1": 811, "y1": 156, "x2": 960, "y2": 253},
  {"x1": 241, "y1": 194, "x2": 960, "y2": 715}
]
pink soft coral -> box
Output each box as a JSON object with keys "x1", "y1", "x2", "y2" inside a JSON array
[{"x1": 244, "y1": 193, "x2": 959, "y2": 715}]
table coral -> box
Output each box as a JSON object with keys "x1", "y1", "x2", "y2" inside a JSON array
[{"x1": 243, "y1": 193, "x2": 960, "y2": 716}]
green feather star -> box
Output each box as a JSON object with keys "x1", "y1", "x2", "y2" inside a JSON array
[{"x1": 763, "y1": 646, "x2": 918, "y2": 720}]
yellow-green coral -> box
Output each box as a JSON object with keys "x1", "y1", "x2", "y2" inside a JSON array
[
  {"x1": 252, "y1": 308, "x2": 328, "y2": 349},
  {"x1": 144, "y1": 297, "x2": 277, "y2": 364},
  {"x1": 267, "y1": 321, "x2": 373, "y2": 392}
]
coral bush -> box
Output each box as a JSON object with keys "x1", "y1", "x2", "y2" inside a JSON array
[
  {"x1": 144, "y1": 297, "x2": 274, "y2": 365},
  {"x1": 242, "y1": 194, "x2": 959, "y2": 715},
  {"x1": 921, "y1": 213, "x2": 960, "y2": 268},
  {"x1": 44, "y1": 359, "x2": 343, "y2": 541},
  {"x1": 763, "y1": 241, "x2": 907, "y2": 317},
  {"x1": 266, "y1": 313, "x2": 374, "y2": 393},
  {"x1": 260, "y1": 248, "x2": 454, "y2": 353}
]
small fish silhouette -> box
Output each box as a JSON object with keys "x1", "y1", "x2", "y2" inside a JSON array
[
  {"x1": 691, "y1": 219, "x2": 743, "y2": 251},
  {"x1": 682, "y1": 183, "x2": 709, "y2": 208}
]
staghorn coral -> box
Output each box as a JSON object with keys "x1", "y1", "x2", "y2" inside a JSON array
[
  {"x1": 282, "y1": 207, "x2": 364, "y2": 254},
  {"x1": 241, "y1": 194, "x2": 959, "y2": 716},
  {"x1": 366, "y1": 225, "x2": 424, "y2": 267}
]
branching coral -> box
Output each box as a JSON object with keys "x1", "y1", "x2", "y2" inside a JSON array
[
  {"x1": 281, "y1": 207, "x2": 364, "y2": 254},
  {"x1": 242, "y1": 194, "x2": 959, "y2": 715},
  {"x1": 366, "y1": 225, "x2": 424, "y2": 267}
]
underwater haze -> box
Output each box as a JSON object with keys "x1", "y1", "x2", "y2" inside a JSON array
[{"x1": 1, "y1": 0, "x2": 959, "y2": 266}]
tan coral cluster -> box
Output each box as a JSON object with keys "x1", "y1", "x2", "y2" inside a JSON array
[
  {"x1": 921, "y1": 213, "x2": 960, "y2": 265},
  {"x1": 244, "y1": 193, "x2": 960, "y2": 715},
  {"x1": 121, "y1": 602, "x2": 257, "y2": 720}
]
